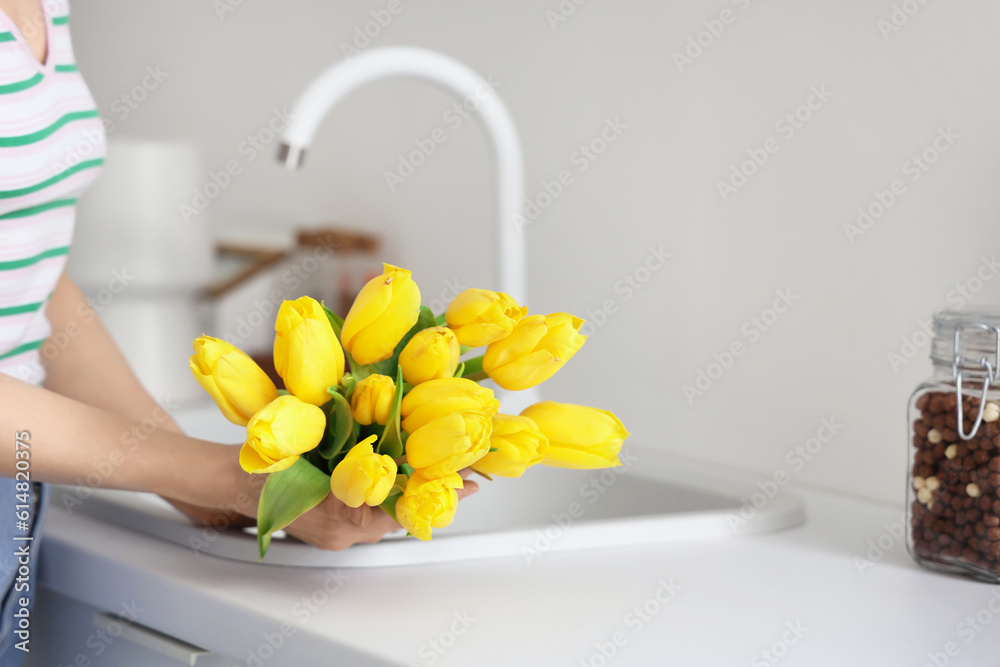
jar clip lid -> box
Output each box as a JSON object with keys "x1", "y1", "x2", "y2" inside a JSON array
[{"x1": 953, "y1": 323, "x2": 1000, "y2": 440}]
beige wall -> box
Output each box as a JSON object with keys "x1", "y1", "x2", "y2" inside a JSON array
[{"x1": 68, "y1": 0, "x2": 1000, "y2": 505}]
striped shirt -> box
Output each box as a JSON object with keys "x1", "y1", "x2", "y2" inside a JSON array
[{"x1": 0, "y1": 0, "x2": 105, "y2": 385}]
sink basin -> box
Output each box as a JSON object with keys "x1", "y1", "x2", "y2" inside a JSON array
[{"x1": 50, "y1": 405, "x2": 804, "y2": 568}]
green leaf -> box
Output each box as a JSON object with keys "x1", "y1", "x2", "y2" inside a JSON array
[
  {"x1": 304, "y1": 448, "x2": 327, "y2": 470},
  {"x1": 361, "y1": 422, "x2": 385, "y2": 442},
  {"x1": 321, "y1": 301, "x2": 345, "y2": 340},
  {"x1": 277, "y1": 389, "x2": 290, "y2": 396},
  {"x1": 353, "y1": 306, "x2": 437, "y2": 380},
  {"x1": 256, "y1": 459, "x2": 331, "y2": 560},
  {"x1": 328, "y1": 431, "x2": 358, "y2": 473},
  {"x1": 434, "y1": 312, "x2": 447, "y2": 326},
  {"x1": 378, "y1": 488, "x2": 404, "y2": 522},
  {"x1": 461, "y1": 355, "x2": 484, "y2": 378},
  {"x1": 319, "y1": 389, "x2": 354, "y2": 459},
  {"x1": 377, "y1": 366, "x2": 406, "y2": 459},
  {"x1": 377, "y1": 462, "x2": 410, "y2": 523}
]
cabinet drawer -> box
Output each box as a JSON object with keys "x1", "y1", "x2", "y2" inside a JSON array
[{"x1": 26, "y1": 586, "x2": 234, "y2": 667}]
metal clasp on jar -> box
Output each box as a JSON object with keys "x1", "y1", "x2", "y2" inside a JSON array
[{"x1": 952, "y1": 323, "x2": 1000, "y2": 440}]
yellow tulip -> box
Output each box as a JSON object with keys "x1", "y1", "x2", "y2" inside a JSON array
[
  {"x1": 521, "y1": 401, "x2": 629, "y2": 469},
  {"x1": 341, "y1": 263, "x2": 421, "y2": 365},
  {"x1": 395, "y1": 471, "x2": 463, "y2": 541},
  {"x1": 445, "y1": 288, "x2": 527, "y2": 347},
  {"x1": 471, "y1": 414, "x2": 549, "y2": 478},
  {"x1": 405, "y1": 411, "x2": 492, "y2": 478},
  {"x1": 400, "y1": 377, "x2": 499, "y2": 434},
  {"x1": 398, "y1": 326, "x2": 460, "y2": 385},
  {"x1": 274, "y1": 296, "x2": 345, "y2": 407},
  {"x1": 189, "y1": 336, "x2": 278, "y2": 426},
  {"x1": 329, "y1": 436, "x2": 398, "y2": 508},
  {"x1": 482, "y1": 313, "x2": 587, "y2": 391},
  {"x1": 350, "y1": 374, "x2": 396, "y2": 426},
  {"x1": 239, "y1": 395, "x2": 327, "y2": 474}
]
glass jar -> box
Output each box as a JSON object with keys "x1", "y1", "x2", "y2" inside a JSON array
[{"x1": 907, "y1": 310, "x2": 1000, "y2": 582}]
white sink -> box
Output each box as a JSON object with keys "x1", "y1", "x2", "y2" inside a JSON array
[{"x1": 50, "y1": 405, "x2": 804, "y2": 568}]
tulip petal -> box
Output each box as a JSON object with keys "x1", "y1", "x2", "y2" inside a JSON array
[
  {"x1": 274, "y1": 297, "x2": 344, "y2": 407},
  {"x1": 399, "y1": 327, "x2": 461, "y2": 385},
  {"x1": 541, "y1": 447, "x2": 621, "y2": 469},
  {"x1": 189, "y1": 336, "x2": 277, "y2": 426},
  {"x1": 330, "y1": 437, "x2": 397, "y2": 508},
  {"x1": 405, "y1": 412, "x2": 491, "y2": 478},
  {"x1": 481, "y1": 313, "x2": 585, "y2": 391},
  {"x1": 487, "y1": 350, "x2": 563, "y2": 391},
  {"x1": 395, "y1": 472, "x2": 463, "y2": 540},
  {"x1": 401, "y1": 397, "x2": 495, "y2": 434},
  {"x1": 240, "y1": 443, "x2": 299, "y2": 474},
  {"x1": 341, "y1": 279, "x2": 395, "y2": 346},
  {"x1": 483, "y1": 315, "x2": 547, "y2": 370},
  {"x1": 472, "y1": 414, "x2": 549, "y2": 477},
  {"x1": 190, "y1": 360, "x2": 247, "y2": 426},
  {"x1": 240, "y1": 395, "x2": 326, "y2": 478},
  {"x1": 215, "y1": 355, "x2": 277, "y2": 418},
  {"x1": 446, "y1": 289, "x2": 526, "y2": 347},
  {"x1": 405, "y1": 413, "x2": 469, "y2": 470},
  {"x1": 351, "y1": 374, "x2": 395, "y2": 426},
  {"x1": 522, "y1": 402, "x2": 629, "y2": 470},
  {"x1": 400, "y1": 378, "x2": 500, "y2": 433},
  {"x1": 342, "y1": 264, "x2": 422, "y2": 365}
]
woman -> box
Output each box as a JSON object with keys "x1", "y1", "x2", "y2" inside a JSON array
[{"x1": 0, "y1": 1, "x2": 477, "y2": 662}]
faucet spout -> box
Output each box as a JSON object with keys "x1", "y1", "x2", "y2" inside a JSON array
[
  {"x1": 277, "y1": 143, "x2": 306, "y2": 170},
  {"x1": 277, "y1": 46, "x2": 527, "y2": 305}
]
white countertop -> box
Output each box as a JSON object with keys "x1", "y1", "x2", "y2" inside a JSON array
[{"x1": 37, "y1": 462, "x2": 1000, "y2": 666}]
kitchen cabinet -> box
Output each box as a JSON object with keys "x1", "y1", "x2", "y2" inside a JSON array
[{"x1": 27, "y1": 586, "x2": 232, "y2": 666}]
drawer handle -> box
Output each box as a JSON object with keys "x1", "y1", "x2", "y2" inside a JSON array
[{"x1": 92, "y1": 613, "x2": 212, "y2": 665}]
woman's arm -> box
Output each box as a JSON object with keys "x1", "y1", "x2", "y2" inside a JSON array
[
  {"x1": 42, "y1": 272, "x2": 180, "y2": 431},
  {"x1": 2, "y1": 373, "x2": 427, "y2": 547},
  {"x1": 2, "y1": 369, "x2": 247, "y2": 508},
  {"x1": 42, "y1": 271, "x2": 249, "y2": 524}
]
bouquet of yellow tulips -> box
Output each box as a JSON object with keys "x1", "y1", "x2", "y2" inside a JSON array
[{"x1": 189, "y1": 264, "x2": 629, "y2": 558}]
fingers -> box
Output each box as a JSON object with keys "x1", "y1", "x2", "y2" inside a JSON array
[
  {"x1": 343, "y1": 504, "x2": 370, "y2": 529},
  {"x1": 285, "y1": 479, "x2": 479, "y2": 552},
  {"x1": 339, "y1": 503, "x2": 401, "y2": 545},
  {"x1": 456, "y1": 479, "x2": 479, "y2": 500},
  {"x1": 365, "y1": 509, "x2": 403, "y2": 536},
  {"x1": 165, "y1": 497, "x2": 253, "y2": 528}
]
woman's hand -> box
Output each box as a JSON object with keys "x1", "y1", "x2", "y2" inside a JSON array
[{"x1": 165, "y1": 497, "x2": 257, "y2": 529}]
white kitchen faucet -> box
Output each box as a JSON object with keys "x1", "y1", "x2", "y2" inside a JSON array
[{"x1": 277, "y1": 46, "x2": 527, "y2": 305}]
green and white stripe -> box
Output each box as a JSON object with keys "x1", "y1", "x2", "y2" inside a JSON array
[{"x1": 0, "y1": 1, "x2": 105, "y2": 384}]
